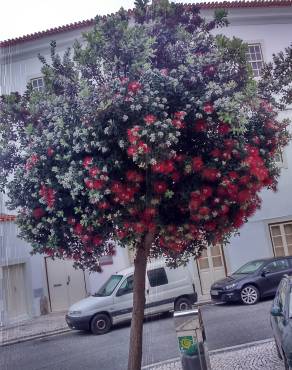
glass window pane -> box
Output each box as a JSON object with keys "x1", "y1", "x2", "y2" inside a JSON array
[
  {"x1": 273, "y1": 236, "x2": 284, "y2": 247},
  {"x1": 211, "y1": 245, "x2": 220, "y2": 257},
  {"x1": 284, "y1": 224, "x2": 292, "y2": 235},
  {"x1": 198, "y1": 258, "x2": 209, "y2": 270},
  {"x1": 212, "y1": 256, "x2": 223, "y2": 267},
  {"x1": 271, "y1": 226, "x2": 281, "y2": 236},
  {"x1": 275, "y1": 247, "x2": 285, "y2": 257},
  {"x1": 286, "y1": 235, "x2": 292, "y2": 245},
  {"x1": 147, "y1": 268, "x2": 168, "y2": 287}
]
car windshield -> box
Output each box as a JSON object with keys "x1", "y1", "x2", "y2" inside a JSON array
[
  {"x1": 93, "y1": 275, "x2": 123, "y2": 297},
  {"x1": 234, "y1": 260, "x2": 265, "y2": 274}
]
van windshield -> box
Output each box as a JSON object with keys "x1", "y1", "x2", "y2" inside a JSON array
[{"x1": 93, "y1": 275, "x2": 123, "y2": 297}]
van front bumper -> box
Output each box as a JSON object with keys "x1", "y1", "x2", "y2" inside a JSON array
[{"x1": 65, "y1": 314, "x2": 92, "y2": 331}]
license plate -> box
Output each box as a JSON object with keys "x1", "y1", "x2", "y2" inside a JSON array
[{"x1": 211, "y1": 290, "x2": 219, "y2": 296}]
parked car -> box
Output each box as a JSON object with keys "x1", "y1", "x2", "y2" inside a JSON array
[
  {"x1": 66, "y1": 262, "x2": 197, "y2": 334},
  {"x1": 270, "y1": 275, "x2": 292, "y2": 370},
  {"x1": 210, "y1": 256, "x2": 292, "y2": 305}
]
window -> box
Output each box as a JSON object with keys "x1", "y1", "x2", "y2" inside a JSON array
[
  {"x1": 147, "y1": 268, "x2": 168, "y2": 287},
  {"x1": 270, "y1": 222, "x2": 292, "y2": 257},
  {"x1": 30, "y1": 77, "x2": 44, "y2": 92},
  {"x1": 94, "y1": 275, "x2": 123, "y2": 297},
  {"x1": 265, "y1": 259, "x2": 289, "y2": 273},
  {"x1": 234, "y1": 260, "x2": 265, "y2": 274},
  {"x1": 246, "y1": 44, "x2": 264, "y2": 77},
  {"x1": 117, "y1": 275, "x2": 134, "y2": 296}
]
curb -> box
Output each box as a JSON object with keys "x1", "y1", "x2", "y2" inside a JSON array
[
  {"x1": 0, "y1": 327, "x2": 71, "y2": 347},
  {"x1": 142, "y1": 358, "x2": 180, "y2": 369}
]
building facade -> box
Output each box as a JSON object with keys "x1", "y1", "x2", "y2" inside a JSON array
[{"x1": 0, "y1": 0, "x2": 292, "y2": 325}]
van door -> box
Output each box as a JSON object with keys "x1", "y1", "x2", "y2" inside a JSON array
[
  {"x1": 112, "y1": 275, "x2": 134, "y2": 323},
  {"x1": 145, "y1": 267, "x2": 173, "y2": 315}
]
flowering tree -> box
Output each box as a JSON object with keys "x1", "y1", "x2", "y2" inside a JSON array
[{"x1": 0, "y1": 1, "x2": 291, "y2": 369}]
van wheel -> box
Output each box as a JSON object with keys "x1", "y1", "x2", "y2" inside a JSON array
[
  {"x1": 175, "y1": 297, "x2": 192, "y2": 311},
  {"x1": 91, "y1": 314, "x2": 112, "y2": 335}
]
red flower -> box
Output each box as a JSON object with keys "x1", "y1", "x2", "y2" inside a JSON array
[
  {"x1": 203, "y1": 65, "x2": 216, "y2": 76},
  {"x1": 138, "y1": 141, "x2": 150, "y2": 153},
  {"x1": 194, "y1": 119, "x2": 207, "y2": 132},
  {"x1": 133, "y1": 222, "x2": 145, "y2": 234},
  {"x1": 201, "y1": 186, "x2": 213, "y2": 199},
  {"x1": 152, "y1": 160, "x2": 174, "y2": 174},
  {"x1": 32, "y1": 208, "x2": 45, "y2": 219},
  {"x1": 153, "y1": 181, "x2": 168, "y2": 194},
  {"x1": 92, "y1": 235, "x2": 103, "y2": 247},
  {"x1": 117, "y1": 229, "x2": 127, "y2": 239},
  {"x1": 174, "y1": 111, "x2": 187, "y2": 120},
  {"x1": 172, "y1": 119, "x2": 185, "y2": 129},
  {"x1": 205, "y1": 221, "x2": 216, "y2": 231},
  {"x1": 192, "y1": 156, "x2": 204, "y2": 171},
  {"x1": 128, "y1": 81, "x2": 142, "y2": 93},
  {"x1": 84, "y1": 179, "x2": 94, "y2": 189},
  {"x1": 199, "y1": 206, "x2": 210, "y2": 216},
  {"x1": 127, "y1": 146, "x2": 137, "y2": 157},
  {"x1": 237, "y1": 190, "x2": 251, "y2": 203},
  {"x1": 218, "y1": 122, "x2": 230, "y2": 135},
  {"x1": 83, "y1": 156, "x2": 93, "y2": 169},
  {"x1": 47, "y1": 148, "x2": 54, "y2": 157},
  {"x1": 127, "y1": 126, "x2": 140, "y2": 143},
  {"x1": 67, "y1": 216, "x2": 76, "y2": 225},
  {"x1": 203, "y1": 102, "x2": 214, "y2": 114},
  {"x1": 97, "y1": 201, "x2": 108, "y2": 210},
  {"x1": 92, "y1": 180, "x2": 104, "y2": 190},
  {"x1": 142, "y1": 208, "x2": 156, "y2": 220},
  {"x1": 210, "y1": 148, "x2": 221, "y2": 158},
  {"x1": 74, "y1": 223, "x2": 84, "y2": 235},
  {"x1": 126, "y1": 170, "x2": 144, "y2": 182},
  {"x1": 144, "y1": 114, "x2": 157, "y2": 125},
  {"x1": 160, "y1": 68, "x2": 168, "y2": 76},
  {"x1": 89, "y1": 167, "x2": 100, "y2": 178},
  {"x1": 202, "y1": 168, "x2": 221, "y2": 182},
  {"x1": 220, "y1": 204, "x2": 229, "y2": 215}
]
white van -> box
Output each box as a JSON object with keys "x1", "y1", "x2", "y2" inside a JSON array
[{"x1": 66, "y1": 261, "x2": 197, "y2": 334}]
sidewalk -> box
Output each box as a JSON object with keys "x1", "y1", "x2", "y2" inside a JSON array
[
  {"x1": 0, "y1": 311, "x2": 69, "y2": 346},
  {"x1": 142, "y1": 339, "x2": 284, "y2": 370}
]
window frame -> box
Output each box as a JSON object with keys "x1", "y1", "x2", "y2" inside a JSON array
[
  {"x1": 29, "y1": 76, "x2": 44, "y2": 92},
  {"x1": 246, "y1": 43, "x2": 264, "y2": 78}
]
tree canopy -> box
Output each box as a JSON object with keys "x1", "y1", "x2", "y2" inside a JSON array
[{"x1": 0, "y1": 0, "x2": 291, "y2": 272}]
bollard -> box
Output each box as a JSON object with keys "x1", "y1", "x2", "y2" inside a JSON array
[{"x1": 173, "y1": 308, "x2": 210, "y2": 370}]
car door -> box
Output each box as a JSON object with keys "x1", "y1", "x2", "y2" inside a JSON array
[
  {"x1": 272, "y1": 279, "x2": 289, "y2": 353},
  {"x1": 112, "y1": 274, "x2": 134, "y2": 323},
  {"x1": 261, "y1": 259, "x2": 291, "y2": 297}
]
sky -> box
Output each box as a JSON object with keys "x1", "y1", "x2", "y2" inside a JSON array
[{"x1": 0, "y1": 0, "x2": 231, "y2": 41}]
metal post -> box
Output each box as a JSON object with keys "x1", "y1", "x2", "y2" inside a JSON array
[{"x1": 174, "y1": 307, "x2": 210, "y2": 370}]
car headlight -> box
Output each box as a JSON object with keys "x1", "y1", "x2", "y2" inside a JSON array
[
  {"x1": 225, "y1": 283, "x2": 237, "y2": 290},
  {"x1": 69, "y1": 310, "x2": 82, "y2": 316}
]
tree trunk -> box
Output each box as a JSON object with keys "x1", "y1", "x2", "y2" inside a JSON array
[{"x1": 127, "y1": 232, "x2": 153, "y2": 370}]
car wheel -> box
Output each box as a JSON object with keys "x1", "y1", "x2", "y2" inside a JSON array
[
  {"x1": 175, "y1": 297, "x2": 192, "y2": 311},
  {"x1": 90, "y1": 314, "x2": 112, "y2": 335},
  {"x1": 240, "y1": 285, "x2": 259, "y2": 305}
]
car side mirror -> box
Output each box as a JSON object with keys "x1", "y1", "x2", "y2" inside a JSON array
[
  {"x1": 261, "y1": 269, "x2": 270, "y2": 277},
  {"x1": 271, "y1": 306, "x2": 283, "y2": 317}
]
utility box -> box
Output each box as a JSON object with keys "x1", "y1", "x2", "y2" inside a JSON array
[{"x1": 174, "y1": 308, "x2": 210, "y2": 370}]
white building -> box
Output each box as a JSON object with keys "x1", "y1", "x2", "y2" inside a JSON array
[{"x1": 0, "y1": 0, "x2": 292, "y2": 325}]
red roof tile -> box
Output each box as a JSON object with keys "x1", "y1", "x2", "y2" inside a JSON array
[{"x1": 1, "y1": 1, "x2": 292, "y2": 47}]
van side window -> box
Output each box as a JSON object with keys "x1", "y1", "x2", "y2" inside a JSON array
[
  {"x1": 117, "y1": 275, "x2": 134, "y2": 296},
  {"x1": 147, "y1": 268, "x2": 168, "y2": 287}
]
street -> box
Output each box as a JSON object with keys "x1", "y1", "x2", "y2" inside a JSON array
[{"x1": 0, "y1": 299, "x2": 274, "y2": 370}]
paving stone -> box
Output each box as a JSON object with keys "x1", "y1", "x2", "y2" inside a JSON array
[{"x1": 143, "y1": 340, "x2": 284, "y2": 370}]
